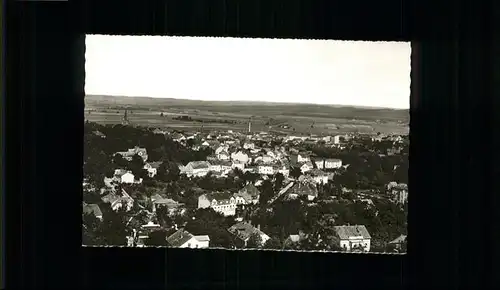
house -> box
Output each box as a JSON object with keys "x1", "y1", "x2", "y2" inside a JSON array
[
  {"x1": 307, "y1": 169, "x2": 329, "y2": 184},
  {"x1": 300, "y1": 161, "x2": 314, "y2": 173},
  {"x1": 166, "y1": 229, "x2": 210, "y2": 249},
  {"x1": 82, "y1": 203, "x2": 103, "y2": 220},
  {"x1": 285, "y1": 180, "x2": 318, "y2": 201},
  {"x1": 152, "y1": 128, "x2": 166, "y2": 135},
  {"x1": 333, "y1": 135, "x2": 342, "y2": 144},
  {"x1": 182, "y1": 161, "x2": 211, "y2": 177},
  {"x1": 171, "y1": 132, "x2": 186, "y2": 142},
  {"x1": 143, "y1": 161, "x2": 163, "y2": 178},
  {"x1": 198, "y1": 192, "x2": 237, "y2": 216},
  {"x1": 231, "y1": 151, "x2": 250, "y2": 164},
  {"x1": 227, "y1": 222, "x2": 270, "y2": 247},
  {"x1": 243, "y1": 142, "x2": 255, "y2": 150},
  {"x1": 113, "y1": 169, "x2": 142, "y2": 184},
  {"x1": 314, "y1": 159, "x2": 325, "y2": 169},
  {"x1": 283, "y1": 232, "x2": 307, "y2": 247},
  {"x1": 333, "y1": 225, "x2": 371, "y2": 252},
  {"x1": 209, "y1": 160, "x2": 232, "y2": 173},
  {"x1": 151, "y1": 194, "x2": 185, "y2": 215},
  {"x1": 101, "y1": 189, "x2": 134, "y2": 212},
  {"x1": 258, "y1": 164, "x2": 274, "y2": 175},
  {"x1": 387, "y1": 182, "x2": 408, "y2": 205},
  {"x1": 231, "y1": 161, "x2": 245, "y2": 171},
  {"x1": 324, "y1": 158, "x2": 342, "y2": 169},
  {"x1": 217, "y1": 150, "x2": 230, "y2": 161},
  {"x1": 234, "y1": 184, "x2": 260, "y2": 205},
  {"x1": 115, "y1": 146, "x2": 148, "y2": 162},
  {"x1": 290, "y1": 153, "x2": 311, "y2": 164},
  {"x1": 388, "y1": 234, "x2": 407, "y2": 251}
]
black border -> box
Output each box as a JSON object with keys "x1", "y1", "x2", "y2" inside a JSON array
[{"x1": 7, "y1": 0, "x2": 495, "y2": 289}]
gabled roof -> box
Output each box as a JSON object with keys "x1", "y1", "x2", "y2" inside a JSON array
[
  {"x1": 334, "y1": 225, "x2": 371, "y2": 240},
  {"x1": 389, "y1": 234, "x2": 407, "y2": 244},
  {"x1": 193, "y1": 235, "x2": 210, "y2": 242},
  {"x1": 186, "y1": 161, "x2": 211, "y2": 169},
  {"x1": 201, "y1": 191, "x2": 234, "y2": 202},
  {"x1": 166, "y1": 229, "x2": 195, "y2": 247},
  {"x1": 148, "y1": 161, "x2": 163, "y2": 169},
  {"x1": 239, "y1": 184, "x2": 260, "y2": 197},
  {"x1": 228, "y1": 222, "x2": 267, "y2": 241},
  {"x1": 287, "y1": 182, "x2": 318, "y2": 197}
]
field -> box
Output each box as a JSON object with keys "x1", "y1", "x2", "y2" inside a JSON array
[{"x1": 85, "y1": 95, "x2": 410, "y2": 135}]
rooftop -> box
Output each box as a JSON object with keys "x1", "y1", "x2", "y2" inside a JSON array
[
  {"x1": 166, "y1": 229, "x2": 194, "y2": 247},
  {"x1": 334, "y1": 225, "x2": 371, "y2": 240}
]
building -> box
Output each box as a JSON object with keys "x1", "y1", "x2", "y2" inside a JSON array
[
  {"x1": 143, "y1": 161, "x2": 163, "y2": 178},
  {"x1": 209, "y1": 160, "x2": 232, "y2": 173},
  {"x1": 234, "y1": 184, "x2": 260, "y2": 205},
  {"x1": 166, "y1": 229, "x2": 210, "y2": 249},
  {"x1": 198, "y1": 192, "x2": 237, "y2": 216},
  {"x1": 182, "y1": 161, "x2": 211, "y2": 177},
  {"x1": 258, "y1": 164, "x2": 274, "y2": 175},
  {"x1": 231, "y1": 151, "x2": 250, "y2": 164},
  {"x1": 101, "y1": 189, "x2": 134, "y2": 212},
  {"x1": 285, "y1": 180, "x2": 318, "y2": 201},
  {"x1": 388, "y1": 234, "x2": 407, "y2": 251},
  {"x1": 243, "y1": 142, "x2": 255, "y2": 150},
  {"x1": 307, "y1": 169, "x2": 329, "y2": 184},
  {"x1": 333, "y1": 225, "x2": 371, "y2": 252},
  {"x1": 314, "y1": 159, "x2": 325, "y2": 169},
  {"x1": 113, "y1": 169, "x2": 142, "y2": 184},
  {"x1": 151, "y1": 194, "x2": 185, "y2": 215},
  {"x1": 300, "y1": 162, "x2": 314, "y2": 173},
  {"x1": 82, "y1": 203, "x2": 103, "y2": 220},
  {"x1": 231, "y1": 161, "x2": 245, "y2": 171},
  {"x1": 290, "y1": 153, "x2": 311, "y2": 164},
  {"x1": 217, "y1": 150, "x2": 230, "y2": 161},
  {"x1": 387, "y1": 182, "x2": 408, "y2": 205},
  {"x1": 324, "y1": 158, "x2": 342, "y2": 169},
  {"x1": 227, "y1": 222, "x2": 270, "y2": 247},
  {"x1": 115, "y1": 146, "x2": 148, "y2": 162},
  {"x1": 333, "y1": 135, "x2": 342, "y2": 144}
]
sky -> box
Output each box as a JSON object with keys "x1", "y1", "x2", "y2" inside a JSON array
[{"x1": 85, "y1": 35, "x2": 411, "y2": 109}]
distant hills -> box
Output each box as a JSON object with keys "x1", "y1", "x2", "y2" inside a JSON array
[{"x1": 85, "y1": 95, "x2": 409, "y2": 122}]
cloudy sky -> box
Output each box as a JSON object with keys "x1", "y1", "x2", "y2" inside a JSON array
[{"x1": 85, "y1": 35, "x2": 411, "y2": 109}]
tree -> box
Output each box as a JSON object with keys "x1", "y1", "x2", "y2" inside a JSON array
[
  {"x1": 145, "y1": 230, "x2": 168, "y2": 246},
  {"x1": 157, "y1": 161, "x2": 180, "y2": 182},
  {"x1": 263, "y1": 237, "x2": 281, "y2": 249},
  {"x1": 273, "y1": 173, "x2": 285, "y2": 192},
  {"x1": 290, "y1": 167, "x2": 302, "y2": 179},
  {"x1": 246, "y1": 232, "x2": 263, "y2": 248},
  {"x1": 160, "y1": 112, "x2": 164, "y2": 117},
  {"x1": 258, "y1": 179, "x2": 274, "y2": 205}
]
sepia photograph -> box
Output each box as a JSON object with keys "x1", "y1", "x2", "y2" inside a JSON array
[{"x1": 83, "y1": 35, "x2": 410, "y2": 253}]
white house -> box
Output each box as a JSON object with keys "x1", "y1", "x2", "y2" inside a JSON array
[
  {"x1": 333, "y1": 135, "x2": 342, "y2": 144},
  {"x1": 198, "y1": 192, "x2": 237, "y2": 216},
  {"x1": 217, "y1": 150, "x2": 230, "y2": 161},
  {"x1": 231, "y1": 161, "x2": 245, "y2": 171},
  {"x1": 307, "y1": 169, "x2": 329, "y2": 184},
  {"x1": 166, "y1": 229, "x2": 210, "y2": 249},
  {"x1": 258, "y1": 164, "x2": 274, "y2": 175},
  {"x1": 115, "y1": 146, "x2": 148, "y2": 162},
  {"x1": 228, "y1": 222, "x2": 270, "y2": 247},
  {"x1": 387, "y1": 182, "x2": 408, "y2": 205},
  {"x1": 334, "y1": 225, "x2": 371, "y2": 252},
  {"x1": 143, "y1": 161, "x2": 163, "y2": 178},
  {"x1": 290, "y1": 153, "x2": 311, "y2": 164},
  {"x1": 182, "y1": 161, "x2": 211, "y2": 177},
  {"x1": 209, "y1": 160, "x2": 232, "y2": 173},
  {"x1": 101, "y1": 189, "x2": 134, "y2": 212},
  {"x1": 324, "y1": 159, "x2": 342, "y2": 169},
  {"x1": 243, "y1": 142, "x2": 255, "y2": 150},
  {"x1": 234, "y1": 184, "x2": 260, "y2": 205},
  {"x1": 231, "y1": 151, "x2": 250, "y2": 164},
  {"x1": 314, "y1": 159, "x2": 325, "y2": 169},
  {"x1": 300, "y1": 162, "x2": 314, "y2": 173},
  {"x1": 113, "y1": 169, "x2": 142, "y2": 184}
]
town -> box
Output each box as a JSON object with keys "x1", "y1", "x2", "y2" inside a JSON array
[{"x1": 83, "y1": 112, "x2": 408, "y2": 253}]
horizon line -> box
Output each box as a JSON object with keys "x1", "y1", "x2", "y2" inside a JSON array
[{"x1": 86, "y1": 94, "x2": 410, "y2": 110}]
